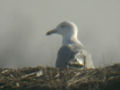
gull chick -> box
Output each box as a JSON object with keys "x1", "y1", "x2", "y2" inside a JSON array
[{"x1": 46, "y1": 21, "x2": 95, "y2": 69}]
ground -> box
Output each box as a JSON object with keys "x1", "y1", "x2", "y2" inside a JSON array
[{"x1": 0, "y1": 64, "x2": 120, "y2": 90}]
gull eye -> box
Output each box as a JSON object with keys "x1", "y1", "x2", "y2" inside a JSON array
[{"x1": 61, "y1": 24, "x2": 66, "y2": 28}]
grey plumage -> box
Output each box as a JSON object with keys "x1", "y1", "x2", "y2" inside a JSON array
[{"x1": 56, "y1": 43, "x2": 95, "y2": 69}]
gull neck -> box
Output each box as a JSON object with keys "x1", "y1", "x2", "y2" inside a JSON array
[{"x1": 62, "y1": 34, "x2": 78, "y2": 45}]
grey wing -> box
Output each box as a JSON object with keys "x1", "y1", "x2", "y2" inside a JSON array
[{"x1": 56, "y1": 46, "x2": 75, "y2": 68}]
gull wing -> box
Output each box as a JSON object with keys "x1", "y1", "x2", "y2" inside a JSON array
[
  {"x1": 56, "y1": 45, "x2": 95, "y2": 69},
  {"x1": 55, "y1": 45, "x2": 84, "y2": 68},
  {"x1": 56, "y1": 45, "x2": 75, "y2": 68}
]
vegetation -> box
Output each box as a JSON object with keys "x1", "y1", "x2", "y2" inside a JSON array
[{"x1": 0, "y1": 64, "x2": 120, "y2": 90}]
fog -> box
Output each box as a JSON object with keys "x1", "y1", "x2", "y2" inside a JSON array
[{"x1": 0, "y1": 0, "x2": 120, "y2": 68}]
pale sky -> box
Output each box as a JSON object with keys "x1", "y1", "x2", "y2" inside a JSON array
[{"x1": 0, "y1": 0, "x2": 120, "y2": 68}]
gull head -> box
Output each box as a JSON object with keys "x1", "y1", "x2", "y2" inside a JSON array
[{"x1": 46, "y1": 21, "x2": 78, "y2": 38}]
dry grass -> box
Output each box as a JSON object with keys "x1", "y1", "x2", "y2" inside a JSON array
[{"x1": 0, "y1": 64, "x2": 120, "y2": 90}]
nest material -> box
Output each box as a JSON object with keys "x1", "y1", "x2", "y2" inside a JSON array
[{"x1": 0, "y1": 64, "x2": 120, "y2": 90}]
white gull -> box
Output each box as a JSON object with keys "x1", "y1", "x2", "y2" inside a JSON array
[{"x1": 46, "y1": 21, "x2": 95, "y2": 69}]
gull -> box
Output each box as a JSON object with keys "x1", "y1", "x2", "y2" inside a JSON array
[{"x1": 46, "y1": 21, "x2": 95, "y2": 69}]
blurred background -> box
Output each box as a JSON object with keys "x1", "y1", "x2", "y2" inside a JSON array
[{"x1": 0, "y1": 0, "x2": 120, "y2": 68}]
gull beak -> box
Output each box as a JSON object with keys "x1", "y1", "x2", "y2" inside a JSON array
[{"x1": 46, "y1": 29, "x2": 57, "y2": 35}]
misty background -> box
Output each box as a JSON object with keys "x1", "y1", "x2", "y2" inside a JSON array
[{"x1": 0, "y1": 0, "x2": 120, "y2": 68}]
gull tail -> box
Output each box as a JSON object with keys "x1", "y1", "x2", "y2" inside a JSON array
[{"x1": 85, "y1": 53, "x2": 95, "y2": 69}]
